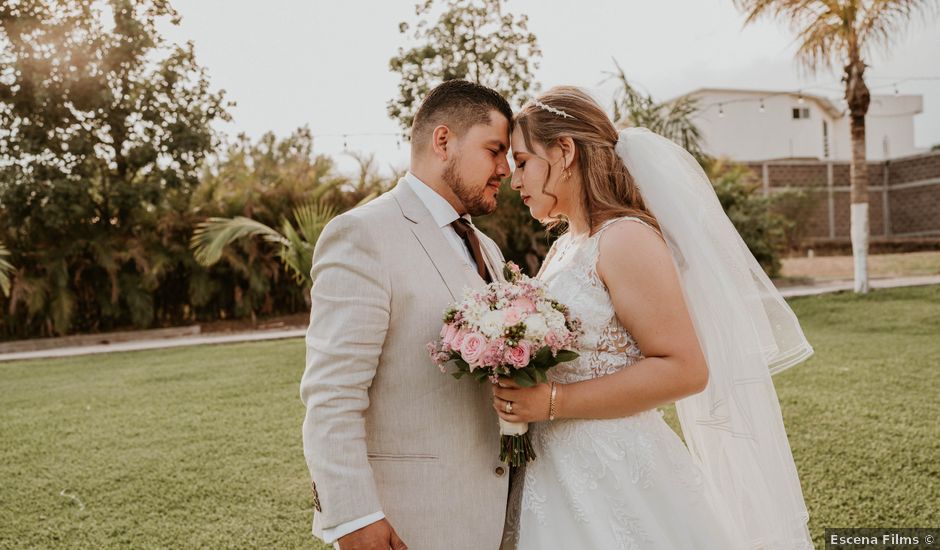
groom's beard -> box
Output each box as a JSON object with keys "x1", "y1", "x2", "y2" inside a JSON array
[{"x1": 443, "y1": 156, "x2": 496, "y2": 217}]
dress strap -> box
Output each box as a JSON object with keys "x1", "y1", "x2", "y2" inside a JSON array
[
  {"x1": 585, "y1": 216, "x2": 663, "y2": 285},
  {"x1": 593, "y1": 215, "x2": 655, "y2": 238}
]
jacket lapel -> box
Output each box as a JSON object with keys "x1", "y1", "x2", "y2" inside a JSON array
[{"x1": 391, "y1": 180, "x2": 483, "y2": 301}]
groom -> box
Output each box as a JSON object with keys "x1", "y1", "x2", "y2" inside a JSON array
[{"x1": 300, "y1": 80, "x2": 513, "y2": 550}]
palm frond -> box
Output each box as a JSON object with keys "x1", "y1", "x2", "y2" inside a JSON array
[
  {"x1": 858, "y1": 0, "x2": 940, "y2": 54},
  {"x1": 48, "y1": 259, "x2": 75, "y2": 335},
  {"x1": 278, "y1": 220, "x2": 313, "y2": 284},
  {"x1": 792, "y1": 8, "x2": 848, "y2": 72},
  {"x1": 0, "y1": 243, "x2": 13, "y2": 297},
  {"x1": 603, "y1": 58, "x2": 648, "y2": 122},
  {"x1": 657, "y1": 96, "x2": 705, "y2": 159},
  {"x1": 735, "y1": 0, "x2": 939, "y2": 73},
  {"x1": 190, "y1": 216, "x2": 289, "y2": 266},
  {"x1": 7, "y1": 272, "x2": 49, "y2": 319},
  {"x1": 293, "y1": 201, "x2": 338, "y2": 246},
  {"x1": 284, "y1": 200, "x2": 341, "y2": 283},
  {"x1": 732, "y1": 0, "x2": 784, "y2": 25},
  {"x1": 309, "y1": 177, "x2": 343, "y2": 203},
  {"x1": 604, "y1": 59, "x2": 705, "y2": 157}
]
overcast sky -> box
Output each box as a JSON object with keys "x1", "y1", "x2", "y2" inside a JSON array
[{"x1": 157, "y1": 0, "x2": 940, "y2": 175}]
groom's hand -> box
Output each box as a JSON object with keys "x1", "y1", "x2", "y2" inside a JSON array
[{"x1": 336, "y1": 519, "x2": 407, "y2": 550}]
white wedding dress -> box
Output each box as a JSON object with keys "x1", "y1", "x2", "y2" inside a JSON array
[{"x1": 503, "y1": 217, "x2": 747, "y2": 550}]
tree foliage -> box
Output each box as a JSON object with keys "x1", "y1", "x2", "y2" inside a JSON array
[
  {"x1": 706, "y1": 159, "x2": 806, "y2": 277},
  {"x1": 0, "y1": 0, "x2": 229, "y2": 336},
  {"x1": 387, "y1": 0, "x2": 541, "y2": 132},
  {"x1": 605, "y1": 59, "x2": 705, "y2": 160}
]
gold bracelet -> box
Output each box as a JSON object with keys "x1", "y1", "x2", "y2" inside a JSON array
[{"x1": 549, "y1": 381, "x2": 557, "y2": 421}]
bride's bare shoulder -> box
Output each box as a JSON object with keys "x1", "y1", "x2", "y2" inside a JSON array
[{"x1": 595, "y1": 218, "x2": 674, "y2": 290}]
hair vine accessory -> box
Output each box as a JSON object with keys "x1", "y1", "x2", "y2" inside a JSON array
[{"x1": 531, "y1": 99, "x2": 575, "y2": 119}]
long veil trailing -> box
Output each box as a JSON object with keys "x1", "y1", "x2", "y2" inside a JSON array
[{"x1": 616, "y1": 128, "x2": 815, "y2": 549}]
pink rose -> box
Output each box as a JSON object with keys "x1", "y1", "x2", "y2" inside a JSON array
[
  {"x1": 460, "y1": 332, "x2": 487, "y2": 368},
  {"x1": 544, "y1": 330, "x2": 560, "y2": 350},
  {"x1": 503, "y1": 307, "x2": 523, "y2": 326},
  {"x1": 441, "y1": 323, "x2": 459, "y2": 350},
  {"x1": 450, "y1": 328, "x2": 467, "y2": 351},
  {"x1": 481, "y1": 338, "x2": 505, "y2": 367},
  {"x1": 504, "y1": 341, "x2": 532, "y2": 369},
  {"x1": 511, "y1": 297, "x2": 537, "y2": 313}
]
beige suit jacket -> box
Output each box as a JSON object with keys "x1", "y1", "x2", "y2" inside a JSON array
[{"x1": 300, "y1": 180, "x2": 509, "y2": 550}]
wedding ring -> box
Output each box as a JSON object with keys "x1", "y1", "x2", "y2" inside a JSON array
[{"x1": 504, "y1": 401, "x2": 513, "y2": 414}]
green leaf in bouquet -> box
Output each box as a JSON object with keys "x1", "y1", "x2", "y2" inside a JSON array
[
  {"x1": 554, "y1": 350, "x2": 579, "y2": 363},
  {"x1": 527, "y1": 346, "x2": 553, "y2": 369},
  {"x1": 472, "y1": 369, "x2": 491, "y2": 383},
  {"x1": 451, "y1": 372, "x2": 465, "y2": 380},
  {"x1": 533, "y1": 368, "x2": 548, "y2": 384},
  {"x1": 533, "y1": 346, "x2": 553, "y2": 364},
  {"x1": 512, "y1": 369, "x2": 536, "y2": 388}
]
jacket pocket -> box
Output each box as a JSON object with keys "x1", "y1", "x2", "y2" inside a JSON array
[{"x1": 367, "y1": 452, "x2": 439, "y2": 462}]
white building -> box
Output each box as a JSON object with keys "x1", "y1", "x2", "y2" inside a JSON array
[{"x1": 674, "y1": 88, "x2": 925, "y2": 161}]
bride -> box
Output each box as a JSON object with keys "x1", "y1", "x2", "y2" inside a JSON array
[{"x1": 494, "y1": 87, "x2": 815, "y2": 549}]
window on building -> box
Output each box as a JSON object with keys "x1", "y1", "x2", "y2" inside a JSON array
[
  {"x1": 822, "y1": 120, "x2": 830, "y2": 158},
  {"x1": 792, "y1": 107, "x2": 810, "y2": 119}
]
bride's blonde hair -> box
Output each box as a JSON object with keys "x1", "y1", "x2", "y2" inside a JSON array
[{"x1": 514, "y1": 86, "x2": 659, "y2": 233}]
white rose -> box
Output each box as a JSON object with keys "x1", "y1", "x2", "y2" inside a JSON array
[
  {"x1": 462, "y1": 304, "x2": 484, "y2": 327},
  {"x1": 523, "y1": 313, "x2": 549, "y2": 341},
  {"x1": 480, "y1": 309, "x2": 506, "y2": 339},
  {"x1": 545, "y1": 309, "x2": 567, "y2": 332}
]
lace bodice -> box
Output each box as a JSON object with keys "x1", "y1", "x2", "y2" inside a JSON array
[{"x1": 537, "y1": 218, "x2": 646, "y2": 384}]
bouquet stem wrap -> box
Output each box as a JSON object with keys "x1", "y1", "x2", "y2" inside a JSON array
[{"x1": 498, "y1": 418, "x2": 534, "y2": 467}]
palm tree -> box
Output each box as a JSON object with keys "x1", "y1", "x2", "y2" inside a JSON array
[
  {"x1": 604, "y1": 59, "x2": 705, "y2": 160},
  {"x1": 190, "y1": 200, "x2": 340, "y2": 290},
  {"x1": 733, "y1": 0, "x2": 939, "y2": 293},
  {"x1": 0, "y1": 242, "x2": 13, "y2": 297}
]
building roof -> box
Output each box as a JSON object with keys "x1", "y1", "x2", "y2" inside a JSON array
[{"x1": 669, "y1": 87, "x2": 845, "y2": 118}]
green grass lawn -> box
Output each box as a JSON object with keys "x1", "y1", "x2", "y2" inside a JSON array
[
  {"x1": 781, "y1": 250, "x2": 940, "y2": 281},
  {"x1": 2, "y1": 286, "x2": 939, "y2": 549}
]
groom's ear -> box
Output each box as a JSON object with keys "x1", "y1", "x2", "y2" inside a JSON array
[{"x1": 432, "y1": 124, "x2": 452, "y2": 162}]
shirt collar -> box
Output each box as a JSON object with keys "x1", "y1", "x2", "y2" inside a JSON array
[{"x1": 404, "y1": 171, "x2": 470, "y2": 229}]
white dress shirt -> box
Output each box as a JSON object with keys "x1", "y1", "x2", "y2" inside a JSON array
[
  {"x1": 321, "y1": 171, "x2": 481, "y2": 547},
  {"x1": 403, "y1": 171, "x2": 482, "y2": 272}
]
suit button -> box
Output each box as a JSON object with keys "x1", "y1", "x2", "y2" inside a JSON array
[{"x1": 494, "y1": 466, "x2": 506, "y2": 477}]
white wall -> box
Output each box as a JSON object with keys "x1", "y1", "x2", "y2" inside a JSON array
[
  {"x1": 830, "y1": 95, "x2": 924, "y2": 161},
  {"x1": 688, "y1": 90, "x2": 923, "y2": 161}
]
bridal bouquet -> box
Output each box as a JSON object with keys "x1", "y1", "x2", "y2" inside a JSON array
[{"x1": 427, "y1": 262, "x2": 582, "y2": 466}]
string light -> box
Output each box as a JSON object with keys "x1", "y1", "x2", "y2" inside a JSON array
[
  {"x1": 691, "y1": 75, "x2": 935, "y2": 117},
  {"x1": 291, "y1": 75, "x2": 939, "y2": 147}
]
